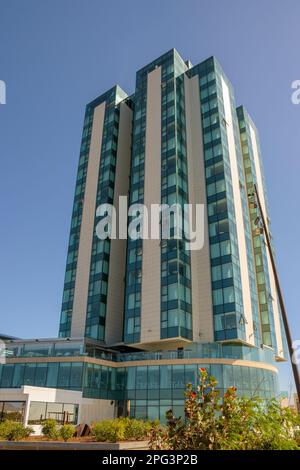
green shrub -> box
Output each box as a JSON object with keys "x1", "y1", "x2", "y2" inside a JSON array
[
  {"x1": 123, "y1": 418, "x2": 153, "y2": 440},
  {"x1": 146, "y1": 419, "x2": 160, "y2": 435},
  {"x1": 92, "y1": 418, "x2": 158, "y2": 442},
  {"x1": 0, "y1": 421, "x2": 34, "y2": 441},
  {"x1": 59, "y1": 424, "x2": 75, "y2": 442},
  {"x1": 92, "y1": 419, "x2": 126, "y2": 442},
  {"x1": 41, "y1": 419, "x2": 59, "y2": 440},
  {"x1": 123, "y1": 418, "x2": 143, "y2": 440},
  {"x1": 150, "y1": 419, "x2": 160, "y2": 429}
]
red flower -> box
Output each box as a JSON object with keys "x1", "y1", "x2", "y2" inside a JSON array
[
  {"x1": 199, "y1": 368, "x2": 206, "y2": 372},
  {"x1": 230, "y1": 386, "x2": 237, "y2": 392},
  {"x1": 190, "y1": 391, "x2": 197, "y2": 399}
]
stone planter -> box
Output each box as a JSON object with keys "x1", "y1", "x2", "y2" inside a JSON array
[{"x1": 0, "y1": 440, "x2": 149, "y2": 450}]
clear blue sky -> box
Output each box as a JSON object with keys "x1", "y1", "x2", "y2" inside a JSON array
[{"x1": 0, "y1": 0, "x2": 299, "y2": 392}]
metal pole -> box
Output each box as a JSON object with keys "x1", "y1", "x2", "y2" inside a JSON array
[{"x1": 253, "y1": 184, "x2": 300, "y2": 404}]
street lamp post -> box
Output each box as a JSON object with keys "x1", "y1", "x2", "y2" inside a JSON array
[{"x1": 252, "y1": 183, "x2": 300, "y2": 404}]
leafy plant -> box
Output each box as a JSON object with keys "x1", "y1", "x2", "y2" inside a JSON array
[
  {"x1": 59, "y1": 424, "x2": 75, "y2": 442},
  {"x1": 41, "y1": 419, "x2": 59, "y2": 440},
  {"x1": 92, "y1": 419, "x2": 126, "y2": 442},
  {"x1": 150, "y1": 368, "x2": 300, "y2": 450},
  {"x1": 123, "y1": 418, "x2": 154, "y2": 440},
  {"x1": 92, "y1": 418, "x2": 158, "y2": 442},
  {"x1": 0, "y1": 421, "x2": 34, "y2": 441}
]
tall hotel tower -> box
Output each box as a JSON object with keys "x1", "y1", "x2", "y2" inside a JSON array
[
  {"x1": 0, "y1": 50, "x2": 286, "y2": 425},
  {"x1": 59, "y1": 49, "x2": 285, "y2": 359}
]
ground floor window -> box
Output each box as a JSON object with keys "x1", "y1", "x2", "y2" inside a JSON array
[
  {"x1": 0, "y1": 401, "x2": 25, "y2": 422},
  {"x1": 28, "y1": 401, "x2": 78, "y2": 425}
]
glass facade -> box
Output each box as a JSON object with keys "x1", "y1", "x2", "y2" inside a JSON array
[
  {"x1": 2, "y1": 340, "x2": 84, "y2": 359},
  {"x1": 160, "y1": 51, "x2": 192, "y2": 341},
  {"x1": 236, "y1": 106, "x2": 278, "y2": 349},
  {"x1": 28, "y1": 401, "x2": 78, "y2": 425},
  {"x1": 1, "y1": 49, "x2": 287, "y2": 427},
  {"x1": 122, "y1": 52, "x2": 189, "y2": 344},
  {"x1": 124, "y1": 51, "x2": 195, "y2": 343},
  {"x1": 59, "y1": 86, "x2": 131, "y2": 341},
  {"x1": 188, "y1": 59, "x2": 248, "y2": 342},
  {"x1": 57, "y1": 48, "x2": 286, "y2": 357},
  {"x1": 0, "y1": 358, "x2": 278, "y2": 423},
  {"x1": 0, "y1": 336, "x2": 280, "y2": 423},
  {"x1": 85, "y1": 87, "x2": 124, "y2": 341},
  {"x1": 125, "y1": 363, "x2": 278, "y2": 421},
  {"x1": 58, "y1": 103, "x2": 95, "y2": 337},
  {"x1": 123, "y1": 57, "x2": 148, "y2": 343},
  {"x1": 0, "y1": 338, "x2": 276, "y2": 363},
  {"x1": 0, "y1": 401, "x2": 25, "y2": 422},
  {"x1": 0, "y1": 362, "x2": 83, "y2": 390},
  {"x1": 129, "y1": 51, "x2": 194, "y2": 341}
]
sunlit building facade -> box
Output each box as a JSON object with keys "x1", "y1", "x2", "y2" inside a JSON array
[{"x1": 0, "y1": 50, "x2": 286, "y2": 429}]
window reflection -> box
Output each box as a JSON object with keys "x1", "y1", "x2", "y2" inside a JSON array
[
  {"x1": 0, "y1": 401, "x2": 25, "y2": 422},
  {"x1": 28, "y1": 401, "x2": 78, "y2": 425}
]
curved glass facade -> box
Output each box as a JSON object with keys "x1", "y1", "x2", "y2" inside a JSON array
[
  {"x1": 0, "y1": 357, "x2": 278, "y2": 422},
  {"x1": 122, "y1": 363, "x2": 278, "y2": 421}
]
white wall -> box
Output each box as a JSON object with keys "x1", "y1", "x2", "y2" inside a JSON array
[{"x1": 0, "y1": 386, "x2": 114, "y2": 434}]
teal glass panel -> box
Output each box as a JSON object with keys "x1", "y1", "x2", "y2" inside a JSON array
[{"x1": 46, "y1": 363, "x2": 59, "y2": 388}]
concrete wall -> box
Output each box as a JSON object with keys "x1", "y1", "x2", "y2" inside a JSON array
[
  {"x1": 0, "y1": 385, "x2": 114, "y2": 434},
  {"x1": 105, "y1": 102, "x2": 133, "y2": 345},
  {"x1": 71, "y1": 103, "x2": 106, "y2": 337},
  {"x1": 184, "y1": 74, "x2": 214, "y2": 343},
  {"x1": 80, "y1": 398, "x2": 115, "y2": 424},
  {"x1": 140, "y1": 67, "x2": 162, "y2": 345},
  {"x1": 221, "y1": 78, "x2": 254, "y2": 345}
]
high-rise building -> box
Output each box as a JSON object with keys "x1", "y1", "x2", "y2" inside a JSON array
[
  {"x1": 58, "y1": 49, "x2": 285, "y2": 358},
  {"x1": 0, "y1": 49, "x2": 286, "y2": 428},
  {"x1": 58, "y1": 86, "x2": 133, "y2": 344}
]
